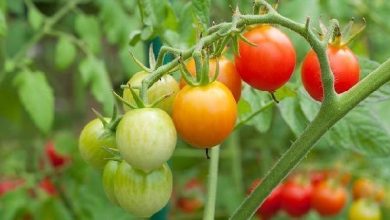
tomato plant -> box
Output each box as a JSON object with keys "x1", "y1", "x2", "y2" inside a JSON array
[
  {"x1": 116, "y1": 108, "x2": 176, "y2": 172},
  {"x1": 301, "y1": 45, "x2": 360, "y2": 101},
  {"x1": 235, "y1": 25, "x2": 296, "y2": 92},
  {"x1": 183, "y1": 57, "x2": 242, "y2": 101},
  {"x1": 78, "y1": 118, "x2": 117, "y2": 170},
  {"x1": 172, "y1": 81, "x2": 237, "y2": 148}
]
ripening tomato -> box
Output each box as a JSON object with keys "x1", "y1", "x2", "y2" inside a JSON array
[
  {"x1": 102, "y1": 160, "x2": 119, "y2": 205},
  {"x1": 45, "y1": 141, "x2": 70, "y2": 168},
  {"x1": 280, "y1": 181, "x2": 312, "y2": 217},
  {"x1": 235, "y1": 25, "x2": 296, "y2": 92},
  {"x1": 0, "y1": 179, "x2": 25, "y2": 196},
  {"x1": 349, "y1": 199, "x2": 382, "y2": 220},
  {"x1": 301, "y1": 45, "x2": 360, "y2": 101},
  {"x1": 39, "y1": 177, "x2": 57, "y2": 195},
  {"x1": 353, "y1": 178, "x2": 384, "y2": 202},
  {"x1": 116, "y1": 108, "x2": 176, "y2": 172},
  {"x1": 182, "y1": 57, "x2": 242, "y2": 101},
  {"x1": 248, "y1": 179, "x2": 282, "y2": 220},
  {"x1": 311, "y1": 181, "x2": 348, "y2": 216},
  {"x1": 172, "y1": 81, "x2": 237, "y2": 148},
  {"x1": 177, "y1": 178, "x2": 205, "y2": 213},
  {"x1": 78, "y1": 118, "x2": 117, "y2": 170},
  {"x1": 123, "y1": 72, "x2": 179, "y2": 114},
  {"x1": 113, "y1": 161, "x2": 172, "y2": 218}
]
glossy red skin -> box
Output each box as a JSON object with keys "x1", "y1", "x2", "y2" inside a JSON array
[
  {"x1": 235, "y1": 25, "x2": 296, "y2": 92},
  {"x1": 301, "y1": 45, "x2": 360, "y2": 101},
  {"x1": 0, "y1": 179, "x2": 25, "y2": 196},
  {"x1": 39, "y1": 177, "x2": 57, "y2": 195},
  {"x1": 248, "y1": 179, "x2": 282, "y2": 220},
  {"x1": 45, "y1": 141, "x2": 70, "y2": 168},
  {"x1": 280, "y1": 181, "x2": 312, "y2": 217},
  {"x1": 311, "y1": 181, "x2": 347, "y2": 216}
]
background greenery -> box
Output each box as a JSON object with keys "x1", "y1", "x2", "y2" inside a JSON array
[{"x1": 1, "y1": 0, "x2": 390, "y2": 219}]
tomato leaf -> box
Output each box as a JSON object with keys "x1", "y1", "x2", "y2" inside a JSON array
[
  {"x1": 278, "y1": 97, "x2": 309, "y2": 136},
  {"x1": 238, "y1": 85, "x2": 273, "y2": 133},
  {"x1": 0, "y1": 10, "x2": 6, "y2": 36},
  {"x1": 28, "y1": 7, "x2": 43, "y2": 30},
  {"x1": 55, "y1": 37, "x2": 77, "y2": 70},
  {"x1": 192, "y1": 0, "x2": 210, "y2": 32},
  {"x1": 75, "y1": 15, "x2": 101, "y2": 54},
  {"x1": 13, "y1": 70, "x2": 54, "y2": 134},
  {"x1": 358, "y1": 56, "x2": 380, "y2": 78},
  {"x1": 78, "y1": 56, "x2": 114, "y2": 114}
]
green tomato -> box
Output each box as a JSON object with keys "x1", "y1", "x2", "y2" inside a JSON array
[
  {"x1": 78, "y1": 118, "x2": 116, "y2": 170},
  {"x1": 116, "y1": 108, "x2": 176, "y2": 172},
  {"x1": 122, "y1": 72, "x2": 179, "y2": 114},
  {"x1": 114, "y1": 161, "x2": 172, "y2": 218},
  {"x1": 102, "y1": 160, "x2": 119, "y2": 205},
  {"x1": 349, "y1": 199, "x2": 382, "y2": 220}
]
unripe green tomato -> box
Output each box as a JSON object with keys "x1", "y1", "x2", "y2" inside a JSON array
[
  {"x1": 78, "y1": 118, "x2": 117, "y2": 170},
  {"x1": 102, "y1": 160, "x2": 119, "y2": 205},
  {"x1": 114, "y1": 161, "x2": 172, "y2": 218},
  {"x1": 122, "y1": 72, "x2": 179, "y2": 114},
  {"x1": 116, "y1": 108, "x2": 176, "y2": 172},
  {"x1": 349, "y1": 199, "x2": 382, "y2": 220}
]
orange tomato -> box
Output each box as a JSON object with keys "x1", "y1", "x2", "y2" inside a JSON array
[
  {"x1": 182, "y1": 57, "x2": 242, "y2": 101},
  {"x1": 172, "y1": 81, "x2": 237, "y2": 148},
  {"x1": 353, "y1": 178, "x2": 384, "y2": 202}
]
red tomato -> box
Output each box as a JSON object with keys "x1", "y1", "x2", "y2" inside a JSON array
[
  {"x1": 249, "y1": 179, "x2": 283, "y2": 220},
  {"x1": 0, "y1": 179, "x2": 25, "y2": 196},
  {"x1": 45, "y1": 141, "x2": 71, "y2": 168},
  {"x1": 39, "y1": 177, "x2": 57, "y2": 195},
  {"x1": 311, "y1": 181, "x2": 348, "y2": 216},
  {"x1": 172, "y1": 81, "x2": 237, "y2": 148},
  {"x1": 235, "y1": 25, "x2": 296, "y2": 92},
  {"x1": 280, "y1": 181, "x2": 312, "y2": 217},
  {"x1": 301, "y1": 45, "x2": 360, "y2": 101},
  {"x1": 183, "y1": 57, "x2": 242, "y2": 101},
  {"x1": 177, "y1": 179, "x2": 205, "y2": 213}
]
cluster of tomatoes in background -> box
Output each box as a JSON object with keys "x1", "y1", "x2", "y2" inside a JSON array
[
  {"x1": 0, "y1": 141, "x2": 71, "y2": 200},
  {"x1": 248, "y1": 169, "x2": 385, "y2": 220}
]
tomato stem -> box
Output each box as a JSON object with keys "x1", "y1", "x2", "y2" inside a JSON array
[{"x1": 203, "y1": 146, "x2": 220, "y2": 220}]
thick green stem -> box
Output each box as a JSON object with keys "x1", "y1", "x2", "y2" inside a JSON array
[{"x1": 203, "y1": 146, "x2": 220, "y2": 220}]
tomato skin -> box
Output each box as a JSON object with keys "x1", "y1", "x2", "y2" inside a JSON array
[
  {"x1": 0, "y1": 179, "x2": 25, "y2": 196},
  {"x1": 102, "y1": 160, "x2": 119, "y2": 205},
  {"x1": 353, "y1": 179, "x2": 384, "y2": 202},
  {"x1": 116, "y1": 108, "x2": 176, "y2": 172},
  {"x1": 79, "y1": 118, "x2": 117, "y2": 170},
  {"x1": 45, "y1": 141, "x2": 70, "y2": 168},
  {"x1": 349, "y1": 199, "x2": 382, "y2": 220},
  {"x1": 113, "y1": 161, "x2": 172, "y2": 218},
  {"x1": 172, "y1": 81, "x2": 237, "y2": 148},
  {"x1": 183, "y1": 57, "x2": 242, "y2": 101},
  {"x1": 235, "y1": 25, "x2": 296, "y2": 92},
  {"x1": 280, "y1": 181, "x2": 312, "y2": 217},
  {"x1": 301, "y1": 45, "x2": 360, "y2": 101},
  {"x1": 311, "y1": 181, "x2": 348, "y2": 216},
  {"x1": 123, "y1": 72, "x2": 179, "y2": 114}
]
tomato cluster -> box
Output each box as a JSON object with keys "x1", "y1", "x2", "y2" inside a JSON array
[{"x1": 249, "y1": 169, "x2": 350, "y2": 219}]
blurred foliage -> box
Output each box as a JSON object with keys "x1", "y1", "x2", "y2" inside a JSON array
[{"x1": 1, "y1": 0, "x2": 390, "y2": 219}]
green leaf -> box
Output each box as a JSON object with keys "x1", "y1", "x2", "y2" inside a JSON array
[
  {"x1": 0, "y1": 10, "x2": 6, "y2": 36},
  {"x1": 13, "y1": 70, "x2": 54, "y2": 134},
  {"x1": 128, "y1": 30, "x2": 142, "y2": 46},
  {"x1": 278, "y1": 97, "x2": 309, "y2": 136},
  {"x1": 28, "y1": 7, "x2": 43, "y2": 30},
  {"x1": 75, "y1": 15, "x2": 101, "y2": 53},
  {"x1": 358, "y1": 56, "x2": 380, "y2": 78},
  {"x1": 55, "y1": 37, "x2": 77, "y2": 70},
  {"x1": 238, "y1": 85, "x2": 273, "y2": 133},
  {"x1": 0, "y1": 189, "x2": 29, "y2": 220},
  {"x1": 78, "y1": 56, "x2": 114, "y2": 114},
  {"x1": 192, "y1": 0, "x2": 210, "y2": 32}
]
